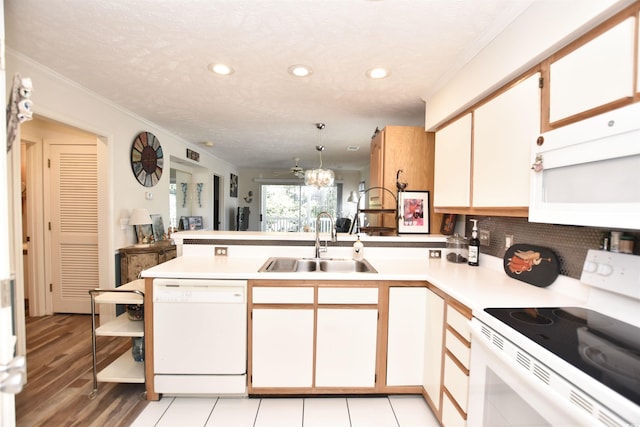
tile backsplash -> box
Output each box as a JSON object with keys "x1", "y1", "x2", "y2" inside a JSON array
[{"x1": 466, "y1": 216, "x2": 640, "y2": 279}]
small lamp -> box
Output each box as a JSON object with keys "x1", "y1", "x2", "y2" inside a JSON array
[
  {"x1": 348, "y1": 191, "x2": 358, "y2": 203},
  {"x1": 129, "y1": 208, "x2": 152, "y2": 246}
]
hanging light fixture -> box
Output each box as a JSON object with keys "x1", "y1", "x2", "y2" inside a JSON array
[{"x1": 304, "y1": 123, "x2": 335, "y2": 188}]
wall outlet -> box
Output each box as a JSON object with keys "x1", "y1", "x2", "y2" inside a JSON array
[
  {"x1": 479, "y1": 229, "x2": 490, "y2": 246},
  {"x1": 215, "y1": 247, "x2": 228, "y2": 256},
  {"x1": 429, "y1": 249, "x2": 442, "y2": 259},
  {"x1": 505, "y1": 234, "x2": 514, "y2": 249}
]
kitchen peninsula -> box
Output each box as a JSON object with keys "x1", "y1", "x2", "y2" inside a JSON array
[{"x1": 140, "y1": 230, "x2": 586, "y2": 425}]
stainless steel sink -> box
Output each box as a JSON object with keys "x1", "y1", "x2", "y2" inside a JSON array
[
  {"x1": 318, "y1": 259, "x2": 376, "y2": 273},
  {"x1": 258, "y1": 257, "x2": 377, "y2": 273}
]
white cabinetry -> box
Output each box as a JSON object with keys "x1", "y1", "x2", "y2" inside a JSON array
[
  {"x1": 550, "y1": 17, "x2": 635, "y2": 123},
  {"x1": 420, "y1": 287, "x2": 471, "y2": 427},
  {"x1": 251, "y1": 286, "x2": 314, "y2": 388},
  {"x1": 473, "y1": 72, "x2": 540, "y2": 208},
  {"x1": 89, "y1": 279, "x2": 145, "y2": 398},
  {"x1": 441, "y1": 303, "x2": 472, "y2": 427},
  {"x1": 422, "y1": 287, "x2": 445, "y2": 412},
  {"x1": 387, "y1": 287, "x2": 427, "y2": 386},
  {"x1": 434, "y1": 114, "x2": 472, "y2": 208},
  {"x1": 249, "y1": 282, "x2": 379, "y2": 393},
  {"x1": 316, "y1": 308, "x2": 378, "y2": 387},
  {"x1": 316, "y1": 287, "x2": 378, "y2": 388},
  {"x1": 251, "y1": 308, "x2": 314, "y2": 388},
  {"x1": 434, "y1": 73, "x2": 539, "y2": 213}
]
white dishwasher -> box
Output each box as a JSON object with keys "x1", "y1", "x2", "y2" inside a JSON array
[{"x1": 153, "y1": 278, "x2": 247, "y2": 395}]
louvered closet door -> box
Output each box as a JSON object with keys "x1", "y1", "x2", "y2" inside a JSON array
[{"x1": 50, "y1": 144, "x2": 98, "y2": 313}]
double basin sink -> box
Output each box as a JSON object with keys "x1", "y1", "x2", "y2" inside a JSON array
[{"x1": 258, "y1": 257, "x2": 377, "y2": 274}]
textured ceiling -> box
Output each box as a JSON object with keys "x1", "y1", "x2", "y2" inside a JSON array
[{"x1": 5, "y1": 0, "x2": 533, "y2": 173}]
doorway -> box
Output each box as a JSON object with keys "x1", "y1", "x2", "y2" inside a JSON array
[
  {"x1": 213, "y1": 174, "x2": 221, "y2": 230},
  {"x1": 21, "y1": 117, "x2": 103, "y2": 316}
]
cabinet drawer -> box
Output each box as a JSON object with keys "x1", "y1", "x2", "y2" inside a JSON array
[
  {"x1": 443, "y1": 353, "x2": 469, "y2": 413},
  {"x1": 252, "y1": 287, "x2": 314, "y2": 304},
  {"x1": 442, "y1": 392, "x2": 466, "y2": 427},
  {"x1": 447, "y1": 305, "x2": 470, "y2": 341},
  {"x1": 317, "y1": 287, "x2": 378, "y2": 304},
  {"x1": 446, "y1": 329, "x2": 470, "y2": 369}
]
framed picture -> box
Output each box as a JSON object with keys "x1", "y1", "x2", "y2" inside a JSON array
[
  {"x1": 187, "y1": 216, "x2": 203, "y2": 230},
  {"x1": 440, "y1": 213, "x2": 457, "y2": 235},
  {"x1": 230, "y1": 173, "x2": 238, "y2": 197},
  {"x1": 150, "y1": 214, "x2": 165, "y2": 241},
  {"x1": 398, "y1": 190, "x2": 430, "y2": 234},
  {"x1": 135, "y1": 224, "x2": 153, "y2": 242}
]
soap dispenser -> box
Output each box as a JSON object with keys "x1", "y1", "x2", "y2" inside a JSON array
[
  {"x1": 468, "y1": 219, "x2": 480, "y2": 266},
  {"x1": 353, "y1": 235, "x2": 364, "y2": 261}
]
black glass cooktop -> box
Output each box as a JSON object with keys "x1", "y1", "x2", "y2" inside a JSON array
[{"x1": 485, "y1": 307, "x2": 640, "y2": 406}]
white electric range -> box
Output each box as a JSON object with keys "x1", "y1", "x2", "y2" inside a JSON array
[{"x1": 469, "y1": 249, "x2": 640, "y2": 427}]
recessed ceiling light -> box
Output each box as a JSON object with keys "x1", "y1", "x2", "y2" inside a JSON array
[
  {"x1": 208, "y1": 63, "x2": 234, "y2": 75},
  {"x1": 366, "y1": 67, "x2": 390, "y2": 79},
  {"x1": 288, "y1": 64, "x2": 313, "y2": 77}
]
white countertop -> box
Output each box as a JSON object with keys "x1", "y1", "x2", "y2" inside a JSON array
[{"x1": 142, "y1": 252, "x2": 587, "y2": 317}]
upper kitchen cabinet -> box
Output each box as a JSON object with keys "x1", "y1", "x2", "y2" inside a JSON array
[
  {"x1": 434, "y1": 73, "x2": 540, "y2": 216},
  {"x1": 434, "y1": 114, "x2": 472, "y2": 208},
  {"x1": 473, "y1": 72, "x2": 540, "y2": 210},
  {"x1": 370, "y1": 126, "x2": 440, "y2": 232},
  {"x1": 548, "y1": 17, "x2": 635, "y2": 126}
]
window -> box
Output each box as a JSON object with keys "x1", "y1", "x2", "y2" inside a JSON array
[{"x1": 261, "y1": 184, "x2": 342, "y2": 232}]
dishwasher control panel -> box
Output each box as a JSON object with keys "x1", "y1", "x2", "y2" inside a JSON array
[{"x1": 153, "y1": 279, "x2": 247, "y2": 303}]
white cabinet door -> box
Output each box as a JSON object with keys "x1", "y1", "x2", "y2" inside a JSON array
[
  {"x1": 423, "y1": 288, "x2": 445, "y2": 410},
  {"x1": 473, "y1": 73, "x2": 540, "y2": 208},
  {"x1": 251, "y1": 308, "x2": 314, "y2": 387},
  {"x1": 387, "y1": 287, "x2": 426, "y2": 386},
  {"x1": 434, "y1": 113, "x2": 472, "y2": 207},
  {"x1": 551, "y1": 17, "x2": 634, "y2": 123},
  {"x1": 315, "y1": 308, "x2": 378, "y2": 387}
]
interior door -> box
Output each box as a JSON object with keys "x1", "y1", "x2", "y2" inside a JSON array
[{"x1": 48, "y1": 144, "x2": 98, "y2": 313}]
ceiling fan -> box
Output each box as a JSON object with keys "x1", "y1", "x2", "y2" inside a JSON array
[{"x1": 275, "y1": 157, "x2": 305, "y2": 178}]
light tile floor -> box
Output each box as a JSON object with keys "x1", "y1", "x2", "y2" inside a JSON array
[{"x1": 131, "y1": 395, "x2": 439, "y2": 427}]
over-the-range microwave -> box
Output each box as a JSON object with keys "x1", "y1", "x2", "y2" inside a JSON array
[{"x1": 529, "y1": 102, "x2": 640, "y2": 230}]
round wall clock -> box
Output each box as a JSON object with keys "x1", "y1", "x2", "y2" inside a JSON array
[{"x1": 130, "y1": 131, "x2": 163, "y2": 187}]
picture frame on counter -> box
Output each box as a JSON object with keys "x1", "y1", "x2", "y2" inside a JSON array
[
  {"x1": 440, "y1": 213, "x2": 457, "y2": 235},
  {"x1": 150, "y1": 214, "x2": 165, "y2": 241},
  {"x1": 398, "y1": 190, "x2": 430, "y2": 234},
  {"x1": 135, "y1": 224, "x2": 153, "y2": 242}
]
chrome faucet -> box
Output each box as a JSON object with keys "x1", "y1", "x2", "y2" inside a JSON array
[{"x1": 315, "y1": 211, "x2": 337, "y2": 258}]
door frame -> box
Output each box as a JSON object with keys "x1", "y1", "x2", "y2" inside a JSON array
[{"x1": 20, "y1": 118, "x2": 110, "y2": 318}]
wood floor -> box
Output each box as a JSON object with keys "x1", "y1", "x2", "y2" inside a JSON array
[{"x1": 16, "y1": 314, "x2": 149, "y2": 427}]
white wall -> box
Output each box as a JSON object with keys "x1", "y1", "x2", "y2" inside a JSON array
[
  {"x1": 237, "y1": 168, "x2": 365, "y2": 231},
  {"x1": 424, "y1": 0, "x2": 634, "y2": 129},
  {"x1": 6, "y1": 51, "x2": 239, "y2": 290}
]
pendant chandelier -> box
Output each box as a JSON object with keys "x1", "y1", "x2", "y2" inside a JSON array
[{"x1": 304, "y1": 123, "x2": 335, "y2": 188}]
